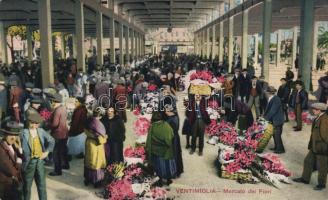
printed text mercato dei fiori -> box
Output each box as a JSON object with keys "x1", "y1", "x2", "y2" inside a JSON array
[{"x1": 175, "y1": 188, "x2": 272, "y2": 194}]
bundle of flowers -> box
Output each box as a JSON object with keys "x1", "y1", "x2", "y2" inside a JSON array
[
  {"x1": 302, "y1": 111, "x2": 314, "y2": 124},
  {"x1": 207, "y1": 107, "x2": 220, "y2": 120},
  {"x1": 104, "y1": 162, "x2": 168, "y2": 199},
  {"x1": 106, "y1": 178, "x2": 136, "y2": 200},
  {"x1": 190, "y1": 70, "x2": 214, "y2": 83},
  {"x1": 208, "y1": 99, "x2": 219, "y2": 110},
  {"x1": 205, "y1": 120, "x2": 221, "y2": 137},
  {"x1": 288, "y1": 111, "x2": 314, "y2": 124},
  {"x1": 259, "y1": 153, "x2": 291, "y2": 177},
  {"x1": 206, "y1": 120, "x2": 237, "y2": 144},
  {"x1": 216, "y1": 121, "x2": 291, "y2": 187},
  {"x1": 151, "y1": 187, "x2": 167, "y2": 199},
  {"x1": 40, "y1": 109, "x2": 52, "y2": 122},
  {"x1": 124, "y1": 146, "x2": 146, "y2": 163},
  {"x1": 133, "y1": 117, "x2": 151, "y2": 136},
  {"x1": 133, "y1": 106, "x2": 141, "y2": 116},
  {"x1": 148, "y1": 84, "x2": 158, "y2": 91}
]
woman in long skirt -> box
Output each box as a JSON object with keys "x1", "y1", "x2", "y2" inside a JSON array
[
  {"x1": 163, "y1": 103, "x2": 183, "y2": 177},
  {"x1": 146, "y1": 111, "x2": 177, "y2": 186},
  {"x1": 101, "y1": 106, "x2": 126, "y2": 164},
  {"x1": 84, "y1": 107, "x2": 107, "y2": 188}
]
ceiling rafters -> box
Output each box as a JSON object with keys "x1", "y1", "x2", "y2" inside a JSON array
[{"x1": 117, "y1": 0, "x2": 228, "y2": 28}]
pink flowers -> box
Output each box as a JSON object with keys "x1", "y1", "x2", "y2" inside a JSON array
[
  {"x1": 208, "y1": 100, "x2": 219, "y2": 110},
  {"x1": 205, "y1": 120, "x2": 220, "y2": 137},
  {"x1": 217, "y1": 76, "x2": 226, "y2": 84},
  {"x1": 124, "y1": 164, "x2": 143, "y2": 181},
  {"x1": 107, "y1": 179, "x2": 136, "y2": 200},
  {"x1": 124, "y1": 146, "x2": 146, "y2": 161},
  {"x1": 40, "y1": 109, "x2": 52, "y2": 121},
  {"x1": 148, "y1": 84, "x2": 158, "y2": 91},
  {"x1": 151, "y1": 187, "x2": 167, "y2": 199},
  {"x1": 288, "y1": 111, "x2": 313, "y2": 124},
  {"x1": 260, "y1": 153, "x2": 291, "y2": 177},
  {"x1": 133, "y1": 106, "x2": 141, "y2": 116},
  {"x1": 190, "y1": 71, "x2": 214, "y2": 83},
  {"x1": 225, "y1": 162, "x2": 242, "y2": 174},
  {"x1": 133, "y1": 117, "x2": 151, "y2": 136}
]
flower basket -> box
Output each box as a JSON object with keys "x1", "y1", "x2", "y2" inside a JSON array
[
  {"x1": 189, "y1": 84, "x2": 211, "y2": 95},
  {"x1": 125, "y1": 157, "x2": 144, "y2": 166},
  {"x1": 219, "y1": 166, "x2": 253, "y2": 182},
  {"x1": 256, "y1": 123, "x2": 274, "y2": 153}
]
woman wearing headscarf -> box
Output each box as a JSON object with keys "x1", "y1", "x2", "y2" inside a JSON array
[
  {"x1": 146, "y1": 111, "x2": 176, "y2": 186},
  {"x1": 163, "y1": 102, "x2": 183, "y2": 177},
  {"x1": 101, "y1": 106, "x2": 126, "y2": 164},
  {"x1": 68, "y1": 97, "x2": 88, "y2": 158},
  {"x1": 84, "y1": 107, "x2": 107, "y2": 188}
]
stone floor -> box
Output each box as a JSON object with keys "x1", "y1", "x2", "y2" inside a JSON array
[{"x1": 30, "y1": 94, "x2": 328, "y2": 200}]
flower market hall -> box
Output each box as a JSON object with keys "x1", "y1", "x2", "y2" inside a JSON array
[{"x1": 0, "y1": 0, "x2": 328, "y2": 200}]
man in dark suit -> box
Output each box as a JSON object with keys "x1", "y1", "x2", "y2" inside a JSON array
[
  {"x1": 277, "y1": 78, "x2": 291, "y2": 122},
  {"x1": 264, "y1": 86, "x2": 285, "y2": 154},
  {"x1": 293, "y1": 103, "x2": 328, "y2": 191},
  {"x1": 239, "y1": 69, "x2": 251, "y2": 103},
  {"x1": 187, "y1": 94, "x2": 211, "y2": 156},
  {"x1": 289, "y1": 80, "x2": 308, "y2": 131}
]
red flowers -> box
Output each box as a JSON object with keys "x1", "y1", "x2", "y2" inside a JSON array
[
  {"x1": 107, "y1": 178, "x2": 136, "y2": 200},
  {"x1": 124, "y1": 146, "x2": 146, "y2": 161},
  {"x1": 260, "y1": 153, "x2": 291, "y2": 177},
  {"x1": 151, "y1": 187, "x2": 167, "y2": 199},
  {"x1": 205, "y1": 120, "x2": 221, "y2": 137},
  {"x1": 133, "y1": 106, "x2": 141, "y2": 116},
  {"x1": 190, "y1": 71, "x2": 214, "y2": 83},
  {"x1": 148, "y1": 84, "x2": 158, "y2": 91},
  {"x1": 40, "y1": 109, "x2": 52, "y2": 121},
  {"x1": 133, "y1": 117, "x2": 151, "y2": 136}
]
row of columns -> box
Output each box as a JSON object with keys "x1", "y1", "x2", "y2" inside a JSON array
[
  {"x1": 0, "y1": 0, "x2": 145, "y2": 88},
  {"x1": 194, "y1": 0, "x2": 317, "y2": 90}
]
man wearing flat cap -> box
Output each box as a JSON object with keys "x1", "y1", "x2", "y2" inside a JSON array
[
  {"x1": 25, "y1": 97, "x2": 43, "y2": 124},
  {"x1": 0, "y1": 121, "x2": 24, "y2": 200},
  {"x1": 264, "y1": 86, "x2": 285, "y2": 154},
  {"x1": 21, "y1": 113, "x2": 54, "y2": 199},
  {"x1": 48, "y1": 93, "x2": 69, "y2": 176},
  {"x1": 293, "y1": 103, "x2": 328, "y2": 191}
]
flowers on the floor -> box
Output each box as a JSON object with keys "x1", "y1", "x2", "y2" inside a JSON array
[
  {"x1": 151, "y1": 187, "x2": 167, "y2": 199},
  {"x1": 133, "y1": 117, "x2": 151, "y2": 136},
  {"x1": 214, "y1": 119, "x2": 291, "y2": 188},
  {"x1": 124, "y1": 146, "x2": 146, "y2": 163},
  {"x1": 104, "y1": 149, "x2": 168, "y2": 199},
  {"x1": 288, "y1": 111, "x2": 314, "y2": 124},
  {"x1": 259, "y1": 153, "x2": 292, "y2": 177},
  {"x1": 133, "y1": 106, "x2": 141, "y2": 116},
  {"x1": 106, "y1": 177, "x2": 136, "y2": 200}
]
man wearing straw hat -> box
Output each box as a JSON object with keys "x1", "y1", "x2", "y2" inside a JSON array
[
  {"x1": 293, "y1": 103, "x2": 328, "y2": 191},
  {"x1": 21, "y1": 112, "x2": 54, "y2": 200}
]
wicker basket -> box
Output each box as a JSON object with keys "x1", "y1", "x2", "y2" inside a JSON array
[
  {"x1": 189, "y1": 84, "x2": 211, "y2": 95},
  {"x1": 219, "y1": 166, "x2": 253, "y2": 181},
  {"x1": 256, "y1": 123, "x2": 274, "y2": 153}
]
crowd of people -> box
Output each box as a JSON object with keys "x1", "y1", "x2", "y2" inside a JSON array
[{"x1": 0, "y1": 53, "x2": 328, "y2": 200}]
